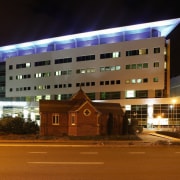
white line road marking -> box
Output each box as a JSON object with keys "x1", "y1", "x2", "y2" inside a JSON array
[
  {"x1": 28, "y1": 161, "x2": 104, "y2": 165},
  {"x1": 0, "y1": 144, "x2": 98, "y2": 147},
  {"x1": 28, "y1": 152, "x2": 47, "y2": 154},
  {"x1": 128, "y1": 152, "x2": 146, "y2": 154},
  {"x1": 175, "y1": 152, "x2": 180, "y2": 153},
  {"x1": 80, "y1": 152, "x2": 98, "y2": 154}
]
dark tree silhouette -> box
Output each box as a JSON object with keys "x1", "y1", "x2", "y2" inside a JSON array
[
  {"x1": 107, "y1": 113, "x2": 113, "y2": 135},
  {"x1": 122, "y1": 111, "x2": 129, "y2": 135}
]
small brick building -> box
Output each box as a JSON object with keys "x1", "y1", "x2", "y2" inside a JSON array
[{"x1": 39, "y1": 88, "x2": 124, "y2": 136}]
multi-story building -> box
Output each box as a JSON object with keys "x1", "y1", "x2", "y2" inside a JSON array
[
  {"x1": 171, "y1": 75, "x2": 180, "y2": 97},
  {"x1": 0, "y1": 18, "x2": 180, "y2": 129}
]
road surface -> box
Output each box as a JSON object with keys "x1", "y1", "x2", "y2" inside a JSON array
[{"x1": 0, "y1": 142, "x2": 179, "y2": 180}]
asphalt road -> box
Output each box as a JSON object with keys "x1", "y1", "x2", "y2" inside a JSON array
[{"x1": 0, "y1": 142, "x2": 180, "y2": 180}]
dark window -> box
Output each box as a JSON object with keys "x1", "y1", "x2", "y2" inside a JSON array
[
  {"x1": 143, "y1": 78, "x2": 148, "y2": 83},
  {"x1": 76, "y1": 55, "x2": 95, "y2": 62},
  {"x1": 91, "y1": 82, "x2": 95, "y2": 86},
  {"x1": 136, "y1": 90, "x2": 148, "y2": 98},
  {"x1": 111, "y1": 80, "x2": 115, "y2": 85},
  {"x1": 100, "y1": 81, "x2": 104, "y2": 85},
  {"x1": 34, "y1": 60, "x2": 50, "y2": 66},
  {"x1": 9, "y1": 65, "x2": 13, "y2": 70},
  {"x1": 154, "y1": 47, "x2": 160, "y2": 53}
]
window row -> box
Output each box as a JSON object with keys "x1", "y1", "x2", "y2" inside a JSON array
[
  {"x1": 76, "y1": 68, "x2": 96, "y2": 74},
  {"x1": 100, "y1": 52, "x2": 120, "y2": 59},
  {"x1": 15, "y1": 74, "x2": 31, "y2": 80},
  {"x1": 54, "y1": 84, "x2": 72, "y2": 88},
  {"x1": 54, "y1": 70, "x2": 72, "y2": 76},
  {"x1": 126, "y1": 48, "x2": 149, "y2": 56},
  {"x1": 16, "y1": 87, "x2": 31, "y2": 91},
  {"x1": 8, "y1": 47, "x2": 161, "y2": 69},
  {"x1": 8, "y1": 77, "x2": 160, "y2": 92},
  {"x1": 100, "y1": 65, "x2": 121, "y2": 72},
  {"x1": 126, "y1": 63, "x2": 148, "y2": 69},
  {"x1": 100, "y1": 80, "x2": 120, "y2": 85},
  {"x1": 9, "y1": 61, "x2": 160, "y2": 80},
  {"x1": 125, "y1": 77, "x2": 159, "y2": 84}
]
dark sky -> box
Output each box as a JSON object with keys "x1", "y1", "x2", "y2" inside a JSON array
[{"x1": 0, "y1": 0, "x2": 179, "y2": 77}]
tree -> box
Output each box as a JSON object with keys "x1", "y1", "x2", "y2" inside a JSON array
[
  {"x1": 107, "y1": 113, "x2": 113, "y2": 135},
  {"x1": 122, "y1": 111, "x2": 129, "y2": 135}
]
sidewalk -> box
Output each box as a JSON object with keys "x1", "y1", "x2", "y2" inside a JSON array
[
  {"x1": 0, "y1": 130, "x2": 179, "y2": 147},
  {"x1": 137, "y1": 129, "x2": 180, "y2": 146}
]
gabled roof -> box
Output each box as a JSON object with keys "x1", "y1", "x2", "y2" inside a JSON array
[
  {"x1": 70, "y1": 87, "x2": 91, "y2": 102},
  {"x1": 92, "y1": 102, "x2": 123, "y2": 115}
]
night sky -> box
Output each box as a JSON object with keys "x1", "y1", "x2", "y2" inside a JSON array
[{"x1": 0, "y1": 0, "x2": 179, "y2": 77}]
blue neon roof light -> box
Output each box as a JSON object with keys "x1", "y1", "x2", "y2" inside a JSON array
[{"x1": 0, "y1": 18, "x2": 179, "y2": 60}]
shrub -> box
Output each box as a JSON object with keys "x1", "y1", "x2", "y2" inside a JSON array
[{"x1": 0, "y1": 117, "x2": 39, "y2": 134}]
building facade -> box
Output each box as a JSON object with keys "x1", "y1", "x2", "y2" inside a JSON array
[
  {"x1": 40, "y1": 88, "x2": 123, "y2": 136},
  {"x1": 171, "y1": 75, "x2": 180, "y2": 97},
  {"x1": 0, "y1": 18, "x2": 180, "y2": 129}
]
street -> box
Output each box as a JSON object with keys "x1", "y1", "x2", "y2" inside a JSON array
[{"x1": 0, "y1": 143, "x2": 180, "y2": 180}]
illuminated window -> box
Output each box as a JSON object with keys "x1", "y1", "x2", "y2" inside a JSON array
[
  {"x1": 35, "y1": 96, "x2": 42, "y2": 101},
  {"x1": 100, "y1": 67, "x2": 105, "y2": 72},
  {"x1": 71, "y1": 115, "x2": 75, "y2": 125},
  {"x1": 45, "y1": 95, "x2": 50, "y2": 100},
  {"x1": 164, "y1": 48, "x2": 167, "y2": 55},
  {"x1": 137, "y1": 79, "x2": 142, "y2": 83},
  {"x1": 131, "y1": 79, "x2": 136, "y2": 83},
  {"x1": 16, "y1": 75, "x2": 22, "y2": 79},
  {"x1": 126, "y1": 49, "x2": 148, "y2": 56},
  {"x1": 116, "y1": 66, "x2": 121, "y2": 70},
  {"x1": 16, "y1": 63, "x2": 31, "y2": 69},
  {"x1": 111, "y1": 66, "x2": 116, "y2": 71},
  {"x1": 126, "y1": 90, "x2": 135, "y2": 98},
  {"x1": 164, "y1": 62, "x2": 167, "y2": 69},
  {"x1": 80, "y1": 69, "x2": 86, "y2": 73},
  {"x1": 105, "y1": 66, "x2": 110, "y2": 71},
  {"x1": 26, "y1": 63, "x2": 31, "y2": 67},
  {"x1": 52, "y1": 114, "x2": 59, "y2": 125},
  {"x1": 113, "y1": 52, "x2": 120, "y2": 58},
  {"x1": 139, "y1": 48, "x2": 148, "y2": 55},
  {"x1": 55, "y1": 70, "x2": 72, "y2": 76}
]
